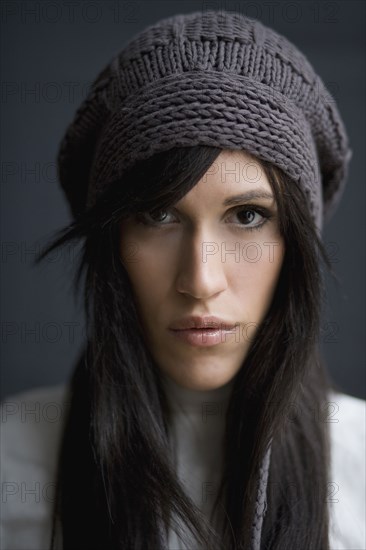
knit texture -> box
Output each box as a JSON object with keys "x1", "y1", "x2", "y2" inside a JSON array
[{"x1": 57, "y1": 10, "x2": 352, "y2": 231}]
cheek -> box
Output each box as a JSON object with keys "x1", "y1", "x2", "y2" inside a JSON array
[
  {"x1": 120, "y1": 225, "x2": 171, "y2": 269},
  {"x1": 230, "y1": 240, "x2": 284, "y2": 317},
  {"x1": 120, "y1": 238, "x2": 169, "y2": 314}
]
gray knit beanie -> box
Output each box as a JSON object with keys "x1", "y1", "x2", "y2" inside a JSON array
[
  {"x1": 58, "y1": 9, "x2": 352, "y2": 233},
  {"x1": 56, "y1": 9, "x2": 350, "y2": 548}
]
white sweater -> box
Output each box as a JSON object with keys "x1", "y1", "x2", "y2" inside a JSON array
[{"x1": 0, "y1": 382, "x2": 365, "y2": 549}]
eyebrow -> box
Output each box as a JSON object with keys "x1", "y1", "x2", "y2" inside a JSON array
[{"x1": 223, "y1": 189, "x2": 275, "y2": 206}]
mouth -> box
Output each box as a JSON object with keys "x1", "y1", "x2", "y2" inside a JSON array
[
  {"x1": 168, "y1": 326, "x2": 235, "y2": 347},
  {"x1": 177, "y1": 327, "x2": 221, "y2": 331},
  {"x1": 169, "y1": 315, "x2": 237, "y2": 331}
]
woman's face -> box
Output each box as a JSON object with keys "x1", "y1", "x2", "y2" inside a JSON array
[{"x1": 119, "y1": 150, "x2": 285, "y2": 391}]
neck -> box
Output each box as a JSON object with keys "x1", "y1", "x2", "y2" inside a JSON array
[{"x1": 159, "y1": 371, "x2": 235, "y2": 415}]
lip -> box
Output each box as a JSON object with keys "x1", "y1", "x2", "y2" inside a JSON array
[
  {"x1": 169, "y1": 327, "x2": 235, "y2": 347},
  {"x1": 168, "y1": 315, "x2": 237, "y2": 347},
  {"x1": 169, "y1": 315, "x2": 236, "y2": 330}
]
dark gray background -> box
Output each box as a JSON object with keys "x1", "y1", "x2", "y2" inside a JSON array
[{"x1": 1, "y1": 0, "x2": 365, "y2": 400}]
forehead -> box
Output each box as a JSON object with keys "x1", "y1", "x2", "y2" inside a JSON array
[{"x1": 175, "y1": 149, "x2": 272, "y2": 208}]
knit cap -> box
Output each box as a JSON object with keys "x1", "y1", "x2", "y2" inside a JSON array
[{"x1": 57, "y1": 9, "x2": 352, "y2": 232}]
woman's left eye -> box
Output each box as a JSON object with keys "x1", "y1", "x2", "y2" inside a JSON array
[
  {"x1": 136, "y1": 206, "x2": 272, "y2": 232},
  {"x1": 228, "y1": 206, "x2": 272, "y2": 232}
]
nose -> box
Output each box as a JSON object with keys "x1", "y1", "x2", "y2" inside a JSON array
[{"x1": 175, "y1": 227, "x2": 228, "y2": 300}]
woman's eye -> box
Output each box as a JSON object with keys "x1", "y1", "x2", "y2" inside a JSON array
[
  {"x1": 229, "y1": 207, "x2": 269, "y2": 230},
  {"x1": 136, "y1": 209, "x2": 174, "y2": 225}
]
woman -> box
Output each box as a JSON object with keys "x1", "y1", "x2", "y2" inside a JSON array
[{"x1": 1, "y1": 9, "x2": 365, "y2": 550}]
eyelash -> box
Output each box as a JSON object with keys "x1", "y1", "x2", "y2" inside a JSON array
[{"x1": 135, "y1": 205, "x2": 274, "y2": 233}]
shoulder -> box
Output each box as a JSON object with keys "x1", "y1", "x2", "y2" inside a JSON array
[
  {"x1": 0, "y1": 383, "x2": 70, "y2": 550},
  {"x1": 327, "y1": 390, "x2": 365, "y2": 550},
  {"x1": 1, "y1": 384, "x2": 70, "y2": 471}
]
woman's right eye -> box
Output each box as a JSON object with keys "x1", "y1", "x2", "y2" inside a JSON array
[{"x1": 136, "y1": 209, "x2": 176, "y2": 226}]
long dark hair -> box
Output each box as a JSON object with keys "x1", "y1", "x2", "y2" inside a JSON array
[{"x1": 35, "y1": 145, "x2": 341, "y2": 549}]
